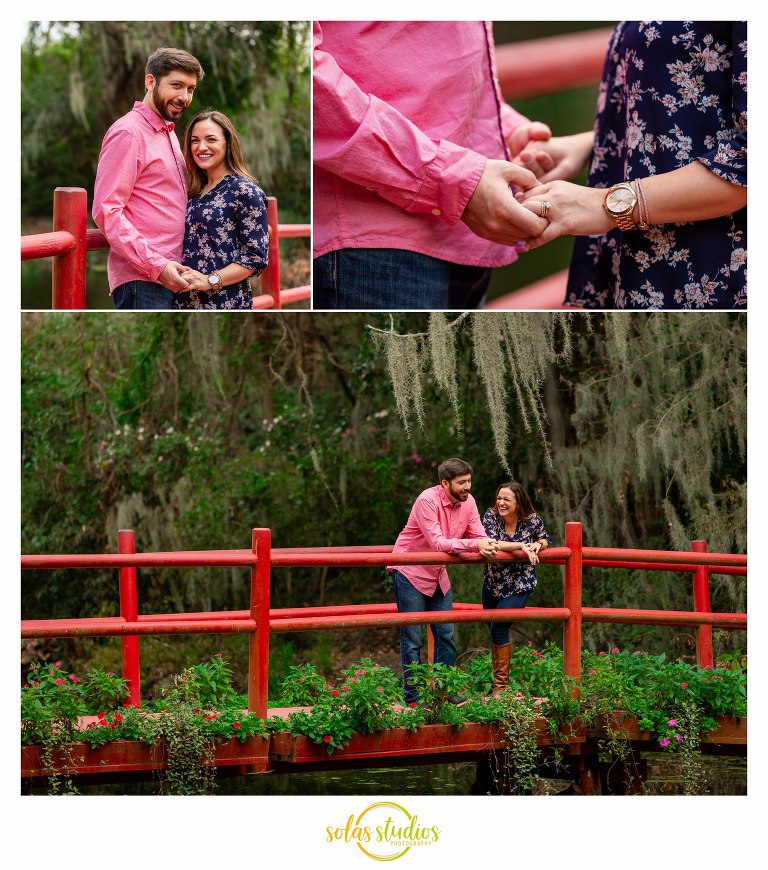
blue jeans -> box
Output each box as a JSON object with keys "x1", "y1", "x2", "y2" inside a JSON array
[
  {"x1": 313, "y1": 248, "x2": 492, "y2": 310},
  {"x1": 112, "y1": 280, "x2": 175, "y2": 310},
  {"x1": 392, "y1": 570, "x2": 456, "y2": 704},
  {"x1": 482, "y1": 585, "x2": 531, "y2": 646}
]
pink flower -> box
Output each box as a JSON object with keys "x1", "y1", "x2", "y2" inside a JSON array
[
  {"x1": 681, "y1": 682, "x2": 689, "y2": 689},
  {"x1": 54, "y1": 679, "x2": 65, "y2": 685},
  {"x1": 298, "y1": 678, "x2": 304, "y2": 683},
  {"x1": 659, "y1": 738, "x2": 671, "y2": 747},
  {"x1": 667, "y1": 719, "x2": 676, "y2": 727},
  {"x1": 341, "y1": 685, "x2": 350, "y2": 691},
  {"x1": 611, "y1": 648, "x2": 620, "y2": 654},
  {"x1": 377, "y1": 687, "x2": 384, "y2": 692},
  {"x1": 215, "y1": 653, "x2": 222, "y2": 658},
  {"x1": 355, "y1": 669, "x2": 365, "y2": 675},
  {"x1": 69, "y1": 675, "x2": 81, "y2": 683},
  {"x1": 633, "y1": 650, "x2": 642, "y2": 655},
  {"x1": 599, "y1": 651, "x2": 606, "y2": 657},
  {"x1": 675, "y1": 735, "x2": 684, "y2": 742},
  {"x1": 589, "y1": 669, "x2": 597, "y2": 675},
  {"x1": 351, "y1": 678, "x2": 358, "y2": 683}
]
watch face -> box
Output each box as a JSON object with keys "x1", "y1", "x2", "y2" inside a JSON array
[
  {"x1": 208, "y1": 274, "x2": 220, "y2": 286},
  {"x1": 606, "y1": 186, "x2": 636, "y2": 215}
]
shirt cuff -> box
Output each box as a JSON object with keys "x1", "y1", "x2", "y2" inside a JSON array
[{"x1": 410, "y1": 142, "x2": 487, "y2": 226}]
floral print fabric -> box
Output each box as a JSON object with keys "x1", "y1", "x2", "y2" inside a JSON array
[
  {"x1": 566, "y1": 21, "x2": 747, "y2": 309},
  {"x1": 482, "y1": 509, "x2": 552, "y2": 597},
  {"x1": 175, "y1": 174, "x2": 269, "y2": 310}
]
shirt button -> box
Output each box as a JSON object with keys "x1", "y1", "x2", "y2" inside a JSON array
[{"x1": 431, "y1": 208, "x2": 441, "y2": 216}]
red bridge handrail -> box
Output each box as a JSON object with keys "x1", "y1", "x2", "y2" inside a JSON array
[
  {"x1": 21, "y1": 523, "x2": 747, "y2": 718},
  {"x1": 21, "y1": 188, "x2": 310, "y2": 310}
]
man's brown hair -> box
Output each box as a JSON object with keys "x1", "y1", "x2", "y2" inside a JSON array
[{"x1": 146, "y1": 47, "x2": 205, "y2": 84}]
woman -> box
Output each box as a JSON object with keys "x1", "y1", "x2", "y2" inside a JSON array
[
  {"x1": 518, "y1": 21, "x2": 747, "y2": 309},
  {"x1": 174, "y1": 111, "x2": 269, "y2": 310},
  {"x1": 482, "y1": 482, "x2": 551, "y2": 697}
]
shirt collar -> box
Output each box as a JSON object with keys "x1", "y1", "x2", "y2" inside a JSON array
[
  {"x1": 132, "y1": 100, "x2": 174, "y2": 133},
  {"x1": 436, "y1": 485, "x2": 460, "y2": 508}
]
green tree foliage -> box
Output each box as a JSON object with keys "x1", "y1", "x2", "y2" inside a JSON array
[
  {"x1": 21, "y1": 21, "x2": 310, "y2": 220},
  {"x1": 21, "y1": 312, "x2": 746, "y2": 662}
]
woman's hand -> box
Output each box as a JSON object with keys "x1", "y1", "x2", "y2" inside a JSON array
[
  {"x1": 520, "y1": 542, "x2": 539, "y2": 565},
  {"x1": 517, "y1": 181, "x2": 614, "y2": 249},
  {"x1": 478, "y1": 539, "x2": 499, "y2": 558},
  {"x1": 180, "y1": 267, "x2": 213, "y2": 292},
  {"x1": 514, "y1": 132, "x2": 594, "y2": 183}
]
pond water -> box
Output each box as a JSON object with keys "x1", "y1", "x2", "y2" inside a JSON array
[{"x1": 28, "y1": 754, "x2": 745, "y2": 796}]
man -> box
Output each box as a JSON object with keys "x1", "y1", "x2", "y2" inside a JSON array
[
  {"x1": 312, "y1": 21, "x2": 551, "y2": 310},
  {"x1": 92, "y1": 47, "x2": 205, "y2": 309},
  {"x1": 388, "y1": 458, "x2": 497, "y2": 706}
]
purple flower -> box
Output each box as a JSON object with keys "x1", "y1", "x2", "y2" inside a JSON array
[{"x1": 667, "y1": 719, "x2": 676, "y2": 727}]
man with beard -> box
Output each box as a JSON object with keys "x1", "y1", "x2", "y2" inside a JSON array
[
  {"x1": 93, "y1": 48, "x2": 205, "y2": 309},
  {"x1": 388, "y1": 458, "x2": 497, "y2": 706}
]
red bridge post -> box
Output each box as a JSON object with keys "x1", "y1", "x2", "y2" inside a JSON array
[
  {"x1": 118, "y1": 529, "x2": 142, "y2": 707},
  {"x1": 563, "y1": 522, "x2": 583, "y2": 689},
  {"x1": 259, "y1": 198, "x2": 282, "y2": 309},
  {"x1": 692, "y1": 540, "x2": 714, "y2": 668},
  {"x1": 52, "y1": 187, "x2": 87, "y2": 310},
  {"x1": 248, "y1": 528, "x2": 272, "y2": 717}
]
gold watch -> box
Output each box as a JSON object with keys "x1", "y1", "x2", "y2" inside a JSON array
[{"x1": 603, "y1": 182, "x2": 638, "y2": 231}]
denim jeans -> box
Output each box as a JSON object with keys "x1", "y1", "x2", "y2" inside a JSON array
[
  {"x1": 313, "y1": 248, "x2": 492, "y2": 310},
  {"x1": 392, "y1": 570, "x2": 456, "y2": 704},
  {"x1": 112, "y1": 280, "x2": 175, "y2": 310},
  {"x1": 482, "y1": 585, "x2": 531, "y2": 646}
]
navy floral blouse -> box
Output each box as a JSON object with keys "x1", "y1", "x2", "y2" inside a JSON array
[
  {"x1": 482, "y1": 509, "x2": 552, "y2": 597},
  {"x1": 567, "y1": 21, "x2": 747, "y2": 310},
  {"x1": 175, "y1": 174, "x2": 269, "y2": 310}
]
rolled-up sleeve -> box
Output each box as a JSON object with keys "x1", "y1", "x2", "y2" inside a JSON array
[
  {"x1": 413, "y1": 498, "x2": 479, "y2": 554},
  {"x1": 313, "y1": 21, "x2": 486, "y2": 225},
  {"x1": 92, "y1": 128, "x2": 169, "y2": 281},
  {"x1": 697, "y1": 21, "x2": 747, "y2": 188},
  {"x1": 233, "y1": 182, "x2": 269, "y2": 275}
]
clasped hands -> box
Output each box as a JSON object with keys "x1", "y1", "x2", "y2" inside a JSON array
[
  {"x1": 158, "y1": 263, "x2": 216, "y2": 293},
  {"x1": 476, "y1": 538, "x2": 541, "y2": 565},
  {"x1": 461, "y1": 125, "x2": 608, "y2": 250}
]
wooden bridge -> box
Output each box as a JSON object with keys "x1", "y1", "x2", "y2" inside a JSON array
[{"x1": 21, "y1": 522, "x2": 747, "y2": 793}]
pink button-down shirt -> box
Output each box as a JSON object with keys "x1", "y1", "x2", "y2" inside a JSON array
[
  {"x1": 388, "y1": 485, "x2": 487, "y2": 595},
  {"x1": 93, "y1": 102, "x2": 188, "y2": 292},
  {"x1": 313, "y1": 21, "x2": 529, "y2": 268}
]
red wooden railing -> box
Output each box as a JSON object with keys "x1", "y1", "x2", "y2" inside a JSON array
[
  {"x1": 21, "y1": 522, "x2": 747, "y2": 718},
  {"x1": 21, "y1": 188, "x2": 310, "y2": 310}
]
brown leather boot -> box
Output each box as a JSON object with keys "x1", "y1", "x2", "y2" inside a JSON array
[{"x1": 492, "y1": 643, "x2": 511, "y2": 697}]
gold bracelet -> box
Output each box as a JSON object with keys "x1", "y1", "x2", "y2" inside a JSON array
[{"x1": 633, "y1": 179, "x2": 651, "y2": 230}]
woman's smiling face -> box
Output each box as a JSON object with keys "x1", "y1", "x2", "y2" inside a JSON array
[
  {"x1": 496, "y1": 487, "x2": 517, "y2": 518},
  {"x1": 189, "y1": 118, "x2": 228, "y2": 175}
]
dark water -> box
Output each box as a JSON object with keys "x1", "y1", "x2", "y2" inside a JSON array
[{"x1": 25, "y1": 754, "x2": 745, "y2": 796}]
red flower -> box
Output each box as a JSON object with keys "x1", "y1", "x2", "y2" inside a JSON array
[
  {"x1": 681, "y1": 682, "x2": 689, "y2": 689},
  {"x1": 113, "y1": 713, "x2": 123, "y2": 723},
  {"x1": 323, "y1": 735, "x2": 331, "y2": 743},
  {"x1": 233, "y1": 722, "x2": 241, "y2": 730},
  {"x1": 331, "y1": 690, "x2": 340, "y2": 697},
  {"x1": 54, "y1": 679, "x2": 65, "y2": 685},
  {"x1": 193, "y1": 708, "x2": 200, "y2": 714},
  {"x1": 204, "y1": 715, "x2": 217, "y2": 721},
  {"x1": 409, "y1": 702, "x2": 417, "y2": 707},
  {"x1": 69, "y1": 675, "x2": 81, "y2": 683},
  {"x1": 98, "y1": 711, "x2": 106, "y2": 720}
]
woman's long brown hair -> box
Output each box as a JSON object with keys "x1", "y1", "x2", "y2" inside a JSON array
[{"x1": 184, "y1": 110, "x2": 258, "y2": 197}]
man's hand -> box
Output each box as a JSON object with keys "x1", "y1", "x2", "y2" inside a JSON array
[
  {"x1": 477, "y1": 538, "x2": 498, "y2": 559},
  {"x1": 180, "y1": 267, "x2": 212, "y2": 292},
  {"x1": 158, "y1": 261, "x2": 191, "y2": 292},
  {"x1": 461, "y1": 159, "x2": 549, "y2": 245}
]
